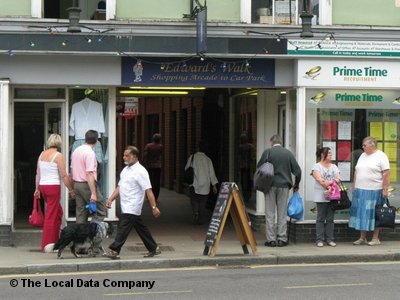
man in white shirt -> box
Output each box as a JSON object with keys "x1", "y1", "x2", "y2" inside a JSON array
[
  {"x1": 104, "y1": 146, "x2": 161, "y2": 259},
  {"x1": 185, "y1": 140, "x2": 218, "y2": 225}
]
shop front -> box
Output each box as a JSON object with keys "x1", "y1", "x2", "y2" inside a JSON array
[
  {"x1": 0, "y1": 55, "x2": 120, "y2": 245},
  {"x1": 0, "y1": 53, "x2": 296, "y2": 245},
  {"x1": 294, "y1": 59, "x2": 400, "y2": 242}
]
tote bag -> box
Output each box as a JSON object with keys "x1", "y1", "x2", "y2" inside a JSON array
[
  {"x1": 375, "y1": 198, "x2": 396, "y2": 229},
  {"x1": 331, "y1": 181, "x2": 351, "y2": 211},
  {"x1": 29, "y1": 195, "x2": 44, "y2": 227}
]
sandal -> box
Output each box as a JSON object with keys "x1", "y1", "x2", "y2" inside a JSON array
[{"x1": 144, "y1": 246, "x2": 161, "y2": 258}]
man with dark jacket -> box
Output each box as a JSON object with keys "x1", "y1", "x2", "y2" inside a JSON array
[{"x1": 257, "y1": 134, "x2": 301, "y2": 247}]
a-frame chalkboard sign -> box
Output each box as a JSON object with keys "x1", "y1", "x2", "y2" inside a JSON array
[{"x1": 203, "y1": 182, "x2": 258, "y2": 257}]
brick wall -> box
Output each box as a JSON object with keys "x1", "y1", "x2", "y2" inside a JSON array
[
  {"x1": 0, "y1": 225, "x2": 12, "y2": 246},
  {"x1": 248, "y1": 215, "x2": 400, "y2": 244}
]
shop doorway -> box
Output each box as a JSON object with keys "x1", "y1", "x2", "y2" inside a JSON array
[{"x1": 13, "y1": 101, "x2": 65, "y2": 229}]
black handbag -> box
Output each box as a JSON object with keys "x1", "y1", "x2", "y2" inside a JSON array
[
  {"x1": 184, "y1": 154, "x2": 194, "y2": 184},
  {"x1": 375, "y1": 198, "x2": 396, "y2": 229},
  {"x1": 331, "y1": 181, "x2": 351, "y2": 211}
]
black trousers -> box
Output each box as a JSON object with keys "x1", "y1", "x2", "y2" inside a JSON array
[
  {"x1": 148, "y1": 168, "x2": 161, "y2": 201},
  {"x1": 109, "y1": 213, "x2": 158, "y2": 254}
]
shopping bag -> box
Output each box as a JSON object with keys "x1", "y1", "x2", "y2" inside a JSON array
[
  {"x1": 331, "y1": 181, "x2": 351, "y2": 211},
  {"x1": 375, "y1": 198, "x2": 396, "y2": 229},
  {"x1": 287, "y1": 191, "x2": 303, "y2": 220},
  {"x1": 327, "y1": 180, "x2": 341, "y2": 201},
  {"x1": 29, "y1": 195, "x2": 44, "y2": 227}
]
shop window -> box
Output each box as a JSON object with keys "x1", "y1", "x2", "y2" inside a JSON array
[
  {"x1": 305, "y1": 100, "x2": 400, "y2": 221},
  {"x1": 252, "y1": 0, "x2": 319, "y2": 25},
  {"x1": 44, "y1": 0, "x2": 104, "y2": 20},
  {"x1": 67, "y1": 88, "x2": 109, "y2": 219}
]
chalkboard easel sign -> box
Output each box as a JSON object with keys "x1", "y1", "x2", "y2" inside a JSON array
[{"x1": 203, "y1": 182, "x2": 257, "y2": 256}]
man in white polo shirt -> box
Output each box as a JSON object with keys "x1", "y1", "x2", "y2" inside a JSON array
[{"x1": 104, "y1": 146, "x2": 161, "y2": 259}]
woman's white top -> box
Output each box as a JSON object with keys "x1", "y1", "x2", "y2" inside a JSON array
[
  {"x1": 312, "y1": 162, "x2": 340, "y2": 203},
  {"x1": 355, "y1": 150, "x2": 390, "y2": 190},
  {"x1": 39, "y1": 152, "x2": 61, "y2": 185}
]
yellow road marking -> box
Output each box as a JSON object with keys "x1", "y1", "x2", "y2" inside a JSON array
[
  {"x1": 285, "y1": 283, "x2": 373, "y2": 289},
  {"x1": 0, "y1": 260, "x2": 399, "y2": 279},
  {"x1": 250, "y1": 261, "x2": 400, "y2": 269},
  {"x1": 104, "y1": 290, "x2": 192, "y2": 296},
  {"x1": 0, "y1": 266, "x2": 216, "y2": 279}
]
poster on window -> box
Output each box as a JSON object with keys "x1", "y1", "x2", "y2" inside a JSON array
[
  {"x1": 384, "y1": 122, "x2": 397, "y2": 141},
  {"x1": 384, "y1": 142, "x2": 397, "y2": 161},
  {"x1": 370, "y1": 122, "x2": 383, "y2": 140},
  {"x1": 337, "y1": 141, "x2": 351, "y2": 161},
  {"x1": 338, "y1": 121, "x2": 351, "y2": 140},
  {"x1": 322, "y1": 121, "x2": 337, "y2": 140},
  {"x1": 322, "y1": 141, "x2": 336, "y2": 161},
  {"x1": 338, "y1": 162, "x2": 351, "y2": 182}
]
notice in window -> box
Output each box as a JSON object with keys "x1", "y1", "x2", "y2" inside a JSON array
[
  {"x1": 384, "y1": 142, "x2": 397, "y2": 161},
  {"x1": 323, "y1": 141, "x2": 336, "y2": 161},
  {"x1": 322, "y1": 121, "x2": 337, "y2": 140},
  {"x1": 370, "y1": 122, "x2": 383, "y2": 140},
  {"x1": 337, "y1": 141, "x2": 351, "y2": 161},
  {"x1": 338, "y1": 162, "x2": 351, "y2": 182},
  {"x1": 384, "y1": 122, "x2": 397, "y2": 141},
  {"x1": 390, "y1": 163, "x2": 397, "y2": 182},
  {"x1": 338, "y1": 121, "x2": 351, "y2": 140}
]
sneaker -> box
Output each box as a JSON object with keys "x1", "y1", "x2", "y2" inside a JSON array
[
  {"x1": 264, "y1": 241, "x2": 277, "y2": 247},
  {"x1": 43, "y1": 243, "x2": 56, "y2": 253},
  {"x1": 353, "y1": 238, "x2": 367, "y2": 245},
  {"x1": 102, "y1": 250, "x2": 120, "y2": 260},
  {"x1": 327, "y1": 241, "x2": 337, "y2": 247},
  {"x1": 316, "y1": 242, "x2": 324, "y2": 247},
  {"x1": 144, "y1": 246, "x2": 161, "y2": 258},
  {"x1": 368, "y1": 239, "x2": 381, "y2": 246}
]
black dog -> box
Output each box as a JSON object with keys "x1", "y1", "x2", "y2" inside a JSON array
[{"x1": 54, "y1": 221, "x2": 113, "y2": 259}]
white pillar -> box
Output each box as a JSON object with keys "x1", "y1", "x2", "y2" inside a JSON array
[
  {"x1": 107, "y1": 0, "x2": 116, "y2": 20},
  {"x1": 240, "y1": 0, "x2": 251, "y2": 23},
  {"x1": 0, "y1": 80, "x2": 12, "y2": 225},
  {"x1": 106, "y1": 87, "x2": 117, "y2": 220},
  {"x1": 319, "y1": 0, "x2": 332, "y2": 25},
  {"x1": 31, "y1": 0, "x2": 42, "y2": 18},
  {"x1": 296, "y1": 87, "x2": 306, "y2": 193}
]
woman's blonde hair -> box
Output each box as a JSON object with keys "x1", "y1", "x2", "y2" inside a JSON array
[{"x1": 47, "y1": 133, "x2": 62, "y2": 148}]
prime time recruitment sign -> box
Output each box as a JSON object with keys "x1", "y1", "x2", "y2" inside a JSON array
[
  {"x1": 297, "y1": 60, "x2": 400, "y2": 88},
  {"x1": 122, "y1": 57, "x2": 275, "y2": 87}
]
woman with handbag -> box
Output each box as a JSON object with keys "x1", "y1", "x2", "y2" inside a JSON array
[
  {"x1": 311, "y1": 147, "x2": 340, "y2": 247},
  {"x1": 349, "y1": 136, "x2": 390, "y2": 246},
  {"x1": 34, "y1": 134, "x2": 75, "y2": 252}
]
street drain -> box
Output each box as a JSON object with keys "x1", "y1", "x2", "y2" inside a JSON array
[{"x1": 127, "y1": 245, "x2": 175, "y2": 252}]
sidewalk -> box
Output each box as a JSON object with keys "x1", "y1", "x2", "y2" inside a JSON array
[{"x1": 2, "y1": 188, "x2": 400, "y2": 275}]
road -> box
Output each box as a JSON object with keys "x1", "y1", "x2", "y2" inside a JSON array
[{"x1": 1, "y1": 261, "x2": 400, "y2": 299}]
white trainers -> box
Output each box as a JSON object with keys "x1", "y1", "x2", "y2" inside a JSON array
[
  {"x1": 43, "y1": 243, "x2": 56, "y2": 253},
  {"x1": 368, "y1": 239, "x2": 381, "y2": 246},
  {"x1": 316, "y1": 242, "x2": 324, "y2": 247},
  {"x1": 353, "y1": 238, "x2": 367, "y2": 245},
  {"x1": 327, "y1": 241, "x2": 337, "y2": 247}
]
